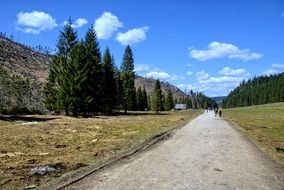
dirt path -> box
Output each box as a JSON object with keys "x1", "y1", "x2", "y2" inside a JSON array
[{"x1": 66, "y1": 111, "x2": 284, "y2": 190}]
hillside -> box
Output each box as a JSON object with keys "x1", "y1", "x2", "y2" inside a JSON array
[
  {"x1": 0, "y1": 36, "x2": 51, "y2": 82},
  {"x1": 223, "y1": 73, "x2": 284, "y2": 108},
  {"x1": 0, "y1": 36, "x2": 52, "y2": 113},
  {"x1": 135, "y1": 76, "x2": 186, "y2": 100},
  {"x1": 0, "y1": 37, "x2": 187, "y2": 114}
]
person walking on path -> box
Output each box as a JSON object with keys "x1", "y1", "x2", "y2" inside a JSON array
[{"x1": 218, "y1": 107, "x2": 223, "y2": 117}]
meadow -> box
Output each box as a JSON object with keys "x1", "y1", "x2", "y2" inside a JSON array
[
  {"x1": 223, "y1": 102, "x2": 284, "y2": 164},
  {"x1": 0, "y1": 110, "x2": 201, "y2": 189}
]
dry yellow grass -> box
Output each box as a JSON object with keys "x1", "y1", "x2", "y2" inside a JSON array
[
  {"x1": 223, "y1": 102, "x2": 284, "y2": 164},
  {"x1": 0, "y1": 110, "x2": 201, "y2": 189}
]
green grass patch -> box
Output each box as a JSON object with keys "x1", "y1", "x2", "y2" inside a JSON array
[
  {"x1": 0, "y1": 110, "x2": 201, "y2": 189},
  {"x1": 223, "y1": 102, "x2": 284, "y2": 164}
]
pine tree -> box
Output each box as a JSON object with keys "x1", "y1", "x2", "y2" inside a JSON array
[
  {"x1": 43, "y1": 61, "x2": 59, "y2": 112},
  {"x1": 165, "y1": 89, "x2": 174, "y2": 111},
  {"x1": 152, "y1": 79, "x2": 163, "y2": 113},
  {"x1": 114, "y1": 66, "x2": 123, "y2": 110},
  {"x1": 120, "y1": 45, "x2": 136, "y2": 113},
  {"x1": 161, "y1": 93, "x2": 166, "y2": 111},
  {"x1": 67, "y1": 43, "x2": 88, "y2": 116},
  {"x1": 136, "y1": 86, "x2": 143, "y2": 111},
  {"x1": 147, "y1": 95, "x2": 152, "y2": 110},
  {"x1": 142, "y1": 85, "x2": 148, "y2": 111},
  {"x1": 44, "y1": 19, "x2": 78, "y2": 115},
  {"x1": 186, "y1": 96, "x2": 192, "y2": 109},
  {"x1": 57, "y1": 18, "x2": 78, "y2": 57},
  {"x1": 132, "y1": 88, "x2": 137, "y2": 111},
  {"x1": 83, "y1": 26, "x2": 103, "y2": 113},
  {"x1": 102, "y1": 47, "x2": 117, "y2": 114}
]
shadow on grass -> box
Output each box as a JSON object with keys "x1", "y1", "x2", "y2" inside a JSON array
[{"x1": 0, "y1": 115, "x2": 59, "y2": 122}]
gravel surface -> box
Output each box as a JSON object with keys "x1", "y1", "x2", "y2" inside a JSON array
[{"x1": 66, "y1": 111, "x2": 284, "y2": 190}]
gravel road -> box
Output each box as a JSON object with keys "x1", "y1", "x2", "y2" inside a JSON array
[{"x1": 66, "y1": 111, "x2": 284, "y2": 190}]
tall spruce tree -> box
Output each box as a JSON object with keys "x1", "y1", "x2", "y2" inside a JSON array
[
  {"x1": 186, "y1": 96, "x2": 192, "y2": 109},
  {"x1": 147, "y1": 95, "x2": 152, "y2": 110},
  {"x1": 114, "y1": 65, "x2": 123, "y2": 110},
  {"x1": 136, "y1": 86, "x2": 143, "y2": 111},
  {"x1": 152, "y1": 79, "x2": 163, "y2": 113},
  {"x1": 68, "y1": 43, "x2": 88, "y2": 116},
  {"x1": 57, "y1": 18, "x2": 78, "y2": 57},
  {"x1": 102, "y1": 47, "x2": 116, "y2": 114},
  {"x1": 161, "y1": 93, "x2": 166, "y2": 111},
  {"x1": 83, "y1": 26, "x2": 103, "y2": 113},
  {"x1": 120, "y1": 45, "x2": 136, "y2": 113},
  {"x1": 44, "y1": 18, "x2": 78, "y2": 115},
  {"x1": 43, "y1": 61, "x2": 59, "y2": 112},
  {"x1": 165, "y1": 89, "x2": 174, "y2": 111},
  {"x1": 142, "y1": 85, "x2": 148, "y2": 111}
]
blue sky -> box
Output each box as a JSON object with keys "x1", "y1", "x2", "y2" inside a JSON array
[{"x1": 1, "y1": 0, "x2": 284, "y2": 96}]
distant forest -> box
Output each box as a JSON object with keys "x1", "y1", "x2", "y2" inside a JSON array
[{"x1": 223, "y1": 73, "x2": 284, "y2": 108}]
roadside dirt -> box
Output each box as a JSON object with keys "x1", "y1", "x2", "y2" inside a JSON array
[{"x1": 65, "y1": 111, "x2": 284, "y2": 190}]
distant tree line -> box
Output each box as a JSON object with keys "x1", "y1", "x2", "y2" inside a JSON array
[
  {"x1": 223, "y1": 73, "x2": 284, "y2": 108},
  {"x1": 150, "y1": 80, "x2": 216, "y2": 113},
  {"x1": 184, "y1": 90, "x2": 217, "y2": 110}
]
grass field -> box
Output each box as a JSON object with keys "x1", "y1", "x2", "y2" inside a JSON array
[
  {"x1": 0, "y1": 110, "x2": 201, "y2": 189},
  {"x1": 223, "y1": 102, "x2": 284, "y2": 164}
]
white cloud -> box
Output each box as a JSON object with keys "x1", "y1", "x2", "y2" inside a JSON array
[
  {"x1": 263, "y1": 69, "x2": 281, "y2": 75},
  {"x1": 196, "y1": 71, "x2": 210, "y2": 80},
  {"x1": 116, "y1": 26, "x2": 149, "y2": 45},
  {"x1": 65, "y1": 18, "x2": 88, "y2": 28},
  {"x1": 189, "y1": 41, "x2": 263, "y2": 61},
  {"x1": 186, "y1": 71, "x2": 194, "y2": 75},
  {"x1": 169, "y1": 75, "x2": 185, "y2": 81},
  {"x1": 94, "y1": 12, "x2": 123, "y2": 40},
  {"x1": 187, "y1": 64, "x2": 192, "y2": 67},
  {"x1": 135, "y1": 64, "x2": 150, "y2": 72},
  {"x1": 218, "y1": 67, "x2": 250, "y2": 77},
  {"x1": 18, "y1": 27, "x2": 41, "y2": 34},
  {"x1": 199, "y1": 76, "x2": 245, "y2": 84},
  {"x1": 262, "y1": 63, "x2": 284, "y2": 75},
  {"x1": 16, "y1": 11, "x2": 57, "y2": 34},
  {"x1": 145, "y1": 71, "x2": 170, "y2": 79},
  {"x1": 272, "y1": 63, "x2": 284, "y2": 68},
  {"x1": 64, "y1": 18, "x2": 88, "y2": 28},
  {"x1": 190, "y1": 68, "x2": 252, "y2": 96}
]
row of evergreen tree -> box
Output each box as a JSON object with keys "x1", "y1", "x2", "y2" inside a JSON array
[
  {"x1": 43, "y1": 19, "x2": 178, "y2": 116},
  {"x1": 184, "y1": 90, "x2": 217, "y2": 110},
  {"x1": 223, "y1": 73, "x2": 284, "y2": 108},
  {"x1": 43, "y1": 19, "x2": 217, "y2": 116},
  {"x1": 44, "y1": 19, "x2": 135, "y2": 115}
]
